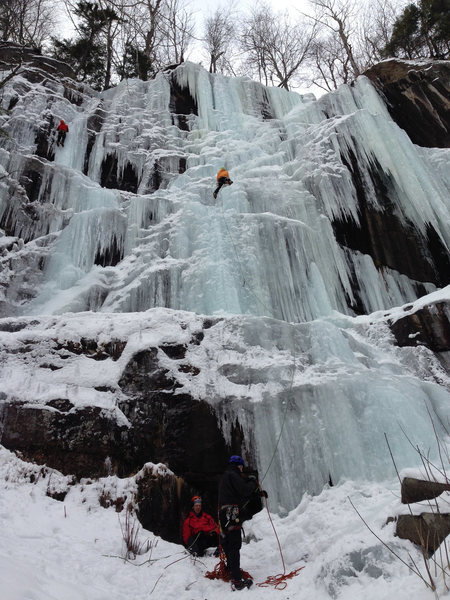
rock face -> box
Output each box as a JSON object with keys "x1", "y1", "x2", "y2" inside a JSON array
[
  {"x1": 389, "y1": 300, "x2": 450, "y2": 374},
  {"x1": 394, "y1": 476, "x2": 450, "y2": 555},
  {"x1": 396, "y1": 513, "x2": 450, "y2": 554},
  {"x1": 136, "y1": 464, "x2": 192, "y2": 542},
  {"x1": 364, "y1": 59, "x2": 450, "y2": 148},
  {"x1": 0, "y1": 401, "x2": 129, "y2": 478},
  {"x1": 390, "y1": 301, "x2": 450, "y2": 353},
  {"x1": 0, "y1": 41, "x2": 76, "y2": 80},
  {"x1": 0, "y1": 318, "x2": 256, "y2": 542},
  {"x1": 401, "y1": 477, "x2": 450, "y2": 504}
]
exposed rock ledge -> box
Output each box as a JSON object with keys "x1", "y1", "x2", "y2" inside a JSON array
[
  {"x1": 392, "y1": 476, "x2": 450, "y2": 554},
  {"x1": 364, "y1": 59, "x2": 450, "y2": 148}
]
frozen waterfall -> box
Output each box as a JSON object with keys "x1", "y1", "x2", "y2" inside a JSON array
[
  {"x1": 0, "y1": 60, "x2": 449, "y2": 510},
  {"x1": 1, "y1": 62, "x2": 447, "y2": 320}
]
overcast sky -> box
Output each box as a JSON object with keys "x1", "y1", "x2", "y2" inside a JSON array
[{"x1": 185, "y1": 0, "x2": 315, "y2": 69}]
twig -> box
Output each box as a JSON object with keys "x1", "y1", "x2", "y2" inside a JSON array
[
  {"x1": 149, "y1": 554, "x2": 191, "y2": 595},
  {"x1": 347, "y1": 496, "x2": 432, "y2": 588},
  {"x1": 102, "y1": 552, "x2": 178, "y2": 566}
]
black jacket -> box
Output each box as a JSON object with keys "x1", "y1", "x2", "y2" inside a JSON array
[{"x1": 218, "y1": 464, "x2": 258, "y2": 508}]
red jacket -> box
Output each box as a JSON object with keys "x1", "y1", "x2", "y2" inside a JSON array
[
  {"x1": 57, "y1": 120, "x2": 69, "y2": 132},
  {"x1": 182, "y1": 510, "x2": 218, "y2": 544}
]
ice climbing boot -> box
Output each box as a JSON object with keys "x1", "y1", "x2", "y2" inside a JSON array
[{"x1": 231, "y1": 578, "x2": 253, "y2": 591}]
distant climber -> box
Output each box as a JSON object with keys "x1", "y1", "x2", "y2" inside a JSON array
[
  {"x1": 218, "y1": 455, "x2": 268, "y2": 591},
  {"x1": 213, "y1": 167, "x2": 233, "y2": 199},
  {"x1": 183, "y1": 496, "x2": 219, "y2": 557},
  {"x1": 56, "y1": 119, "x2": 69, "y2": 147}
]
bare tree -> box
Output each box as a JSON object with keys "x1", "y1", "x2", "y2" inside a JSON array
[
  {"x1": 358, "y1": 0, "x2": 405, "y2": 69},
  {"x1": 203, "y1": 7, "x2": 236, "y2": 74},
  {"x1": 309, "y1": 34, "x2": 352, "y2": 91},
  {"x1": 0, "y1": 0, "x2": 57, "y2": 48},
  {"x1": 240, "y1": 3, "x2": 317, "y2": 90},
  {"x1": 94, "y1": 0, "x2": 193, "y2": 72},
  {"x1": 93, "y1": 0, "x2": 165, "y2": 71},
  {"x1": 159, "y1": 0, "x2": 195, "y2": 65},
  {"x1": 307, "y1": 0, "x2": 362, "y2": 80}
]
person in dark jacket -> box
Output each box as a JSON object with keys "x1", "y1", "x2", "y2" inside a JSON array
[
  {"x1": 218, "y1": 455, "x2": 268, "y2": 591},
  {"x1": 56, "y1": 119, "x2": 69, "y2": 147},
  {"x1": 213, "y1": 167, "x2": 233, "y2": 199},
  {"x1": 182, "y1": 496, "x2": 219, "y2": 557}
]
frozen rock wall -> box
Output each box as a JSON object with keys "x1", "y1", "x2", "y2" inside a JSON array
[
  {"x1": 0, "y1": 49, "x2": 449, "y2": 519},
  {"x1": 0, "y1": 54, "x2": 448, "y2": 320}
]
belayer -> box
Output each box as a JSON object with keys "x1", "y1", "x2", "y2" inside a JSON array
[
  {"x1": 183, "y1": 495, "x2": 219, "y2": 557},
  {"x1": 56, "y1": 119, "x2": 69, "y2": 147},
  {"x1": 218, "y1": 455, "x2": 268, "y2": 591},
  {"x1": 213, "y1": 167, "x2": 233, "y2": 199}
]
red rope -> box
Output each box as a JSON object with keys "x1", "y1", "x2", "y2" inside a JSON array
[
  {"x1": 205, "y1": 548, "x2": 253, "y2": 582},
  {"x1": 256, "y1": 496, "x2": 305, "y2": 590}
]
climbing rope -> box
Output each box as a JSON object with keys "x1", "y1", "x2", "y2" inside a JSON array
[
  {"x1": 205, "y1": 189, "x2": 304, "y2": 590},
  {"x1": 204, "y1": 547, "x2": 253, "y2": 583},
  {"x1": 219, "y1": 189, "x2": 298, "y2": 485},
  {"x1": 256, "y1": 495, "x2": 305, "y2": 589}
]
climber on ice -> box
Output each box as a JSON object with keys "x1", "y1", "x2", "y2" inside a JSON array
[
  {"x1": 183, "y1": 496, "x2": 220, "y2": 557},
  {"x1": 213, "y1": 167, "x2": 233, "y2": 199},
  {"x1": 56, "y1": 119, "x2": 69, "y2": 147},
  {"x1": 218, "y1": 455, "x2": 267, "y2": 591}
]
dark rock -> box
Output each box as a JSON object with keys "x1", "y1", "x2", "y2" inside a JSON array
[
  {"x1": 169, "y1": 74, "x2": 197, "y2": 131},
  {"x1": 334, "y1": 149, "x2": 449, "y2": 289},
  {"x1": 46, "y1": 488, "x2": 69, "y2": 502},
  {"x1": 0, "y1": 320, "x2": 30, "y2": 332},
  {"x1": 160, "y1": 344, "x2": 187, "y2": 359},
  {"x1": 390, "y1": 301, "x2": 450, "y2": 353},
  {"x1": 35, "y1": 112, "x2": 56, "y2": 161},
  {"x1": 53, "y1": 338, "x2": 127, "y2": 360},
  {"x1": 401, "y1": 477, "x2": 450, "y2": 504},
  {"x1": 150, "y1": 160, "x2": 162, "y2": 191},
  {"x1": 46, "y1": 399, "x2": 75, "y2": 412},
  {"x1": 40, "y1": 363, "x2": 63, "y2": 371},
  {"x1": 0, "y1": 41, "x2": 76, "y2": 80},
  {"x1": 94, "y1": 234, "x2": 124, "y2": 267},
  {"x1": 118, "y1": 347, "x2": 181, "y2": 392},
  {"x1": 0, "y1": 402, "x2": 131, "y2": 478},
  {"x1": 100, "y1": 154, "x2": 139, "y2": 193},
  {"x1": 135, "y1": 464, "x2": 191, "y2": 543},
  {"x1": 178, "y1": 364, "x2": 200, "y2": 376},
  {"x1": 396, "y1": 513, "x2": 450, "y2": 554},
  {"x1": 83, "y1": 107, "x2": 107, "y2": 175},
  {"x1": 364, "y1": 60, "x2": 450, "y2": 148}
]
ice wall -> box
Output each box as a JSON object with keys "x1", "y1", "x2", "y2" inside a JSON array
[
  {"x1": 0, "y1": 62, "x2": 448, "y2": 319},
  {"x1": 0, "y1": 60, "x2": 449, "y2": 511}
]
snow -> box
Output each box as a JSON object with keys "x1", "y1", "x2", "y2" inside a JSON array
[{"x1": 0, "y1": 447, "x2": 446, "y2": 600}]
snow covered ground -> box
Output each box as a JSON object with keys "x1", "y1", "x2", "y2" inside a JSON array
[{"x1": 0, "y1": 447, "x2": 448, "y2": 600}]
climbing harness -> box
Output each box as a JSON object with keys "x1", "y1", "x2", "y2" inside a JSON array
[{"x1": 219, "y1": 504, "x2": 241, "y2": 531}]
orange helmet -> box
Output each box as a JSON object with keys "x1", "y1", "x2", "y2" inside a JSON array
[{"x1": 191, "y1": 495, "x2": 202, "y2": 504}]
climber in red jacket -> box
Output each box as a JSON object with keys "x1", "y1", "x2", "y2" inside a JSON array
[
  {"x1": 182, "y1": 495, "x2": 219, "y2": 556},
  {"x1": 56, "y1": 119, "x2": 69, "y2": 147},
  {"x1": 213, "y1": 167, "x2": 233, "y2": 199}
]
